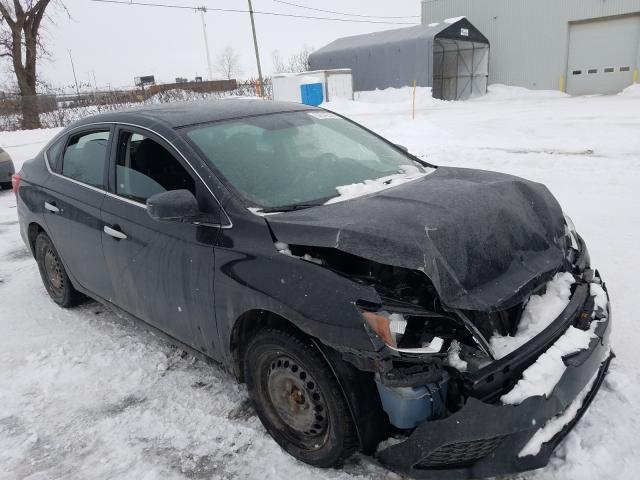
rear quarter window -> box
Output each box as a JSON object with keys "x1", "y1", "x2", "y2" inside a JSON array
[
  {"x1": 46, "y1": 138, "x2": 66, "y2": 172},
  {"x1": 61, "y1": 130, "x2": 110, "y2": 188}
]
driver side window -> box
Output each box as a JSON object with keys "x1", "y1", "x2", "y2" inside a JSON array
[{"x1": 115, "y1": 131, "x2": 196, "y2": 203}]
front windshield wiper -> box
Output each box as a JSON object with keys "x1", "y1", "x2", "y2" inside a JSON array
[{"x1": 259, "y1": 199, "x2": 332, "y2": 213}]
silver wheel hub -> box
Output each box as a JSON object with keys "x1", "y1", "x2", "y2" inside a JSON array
[{"x1": 266, "y1": 355, "x2": 328, "y2": 437}]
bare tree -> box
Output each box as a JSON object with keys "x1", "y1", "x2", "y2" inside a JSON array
[
  {"x1": 272, "y1": 45, "x2": 313, "y2": 74},
  {"x1": 214, "y1": 46, "x2": 242, "y2": 81},
  {"x1": 0, "y1": 1, "x2": 60, "y2": 129},
  {"x1": 272, "y1": 50, "x2": 286, "y2": 75}
]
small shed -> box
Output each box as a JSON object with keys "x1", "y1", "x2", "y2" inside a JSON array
[
  {"x1": 308, "y1": 17, "x2": 490, "y2": 101},
  {"x1": 272, "y1": 69, "x2": 354, "y2": 104}
]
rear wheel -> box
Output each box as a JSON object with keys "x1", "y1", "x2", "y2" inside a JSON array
[
  {"x1": 35, "y1": 232, "x2": 79, "y2": 307},
  {"x1": 244, "y1": 328, "x2": 358, "y2": 468}
]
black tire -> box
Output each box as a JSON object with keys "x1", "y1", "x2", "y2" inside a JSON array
[
  {"x1": 35, "y1": 232, "x2": 79, "y2": 307},
  {"x1": 0, "y1": 182, "x2": 11, "y2": 190},
  {"x1": 244, "y1": 328, "x2": 358, "y2": 468}
]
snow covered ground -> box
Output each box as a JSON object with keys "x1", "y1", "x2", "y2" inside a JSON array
[{"x1": 1, "y1": 84, "x2": 640, "y2": 479}]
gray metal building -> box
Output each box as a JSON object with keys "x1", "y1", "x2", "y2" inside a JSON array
[
  {"x1": 421, "y1": 0, "x2": 640, "y2": 94},
  {"x1": 309, "y1": 18, "x2": 490, "y2": 100}
]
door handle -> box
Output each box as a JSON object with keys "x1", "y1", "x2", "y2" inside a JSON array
[
  {"x1": 44, "y1": 201, "x2": 59, "y2": 213},
  {"x1": 104, "y1": 225, "x2": 127, "y2": 240}
]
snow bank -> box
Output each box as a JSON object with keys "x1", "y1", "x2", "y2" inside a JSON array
[
  {"x1": 619, "y1": 83, "x2": 640, "y2": 98},
  {"x1": 324, "y1": 165, "x2": 435, "y2": 205},
  {"x1": 475, "y1": 84, "x2": 569, "y2": 101},
  {"x1": 324, "y1": 87, "x2": 443, "y2": 118},
  {"x1": 491, "y1": 272, "x2": 575, "y2": 359},
  {"x1": 354, "y1": 87, "x2": 438, "y2": 107}
]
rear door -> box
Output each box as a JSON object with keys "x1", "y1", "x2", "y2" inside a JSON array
[
  {"x1": 42, "y1": 127, "x2": 114, "y2": 300},
  {"x1": 100, "y1": 125, "x2": 221, "y2": 355}
]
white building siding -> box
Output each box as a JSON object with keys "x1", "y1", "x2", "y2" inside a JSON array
[{"x1": 421, "y1": 0, "x2": 640, "y2": 91}]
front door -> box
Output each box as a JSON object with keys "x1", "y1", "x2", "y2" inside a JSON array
[
  {"x1": 42, "y1": 128, "x2": 114, "y2": 300},
  {"x1": 100, "y1": 126, "x2": 221, "y2": 356}
]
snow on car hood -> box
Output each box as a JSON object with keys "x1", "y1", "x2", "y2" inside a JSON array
[{"x1": 265, "y1": 166, "x2": 568, "y2": 311}]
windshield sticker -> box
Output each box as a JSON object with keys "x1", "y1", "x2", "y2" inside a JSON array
[{"x1": 308, "y1": 112, "x2": 339, "y2": 120}]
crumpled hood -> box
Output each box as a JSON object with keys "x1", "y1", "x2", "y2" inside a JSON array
[{"x1": 266, "y1": 166, "x2": 567, "y2": 311}]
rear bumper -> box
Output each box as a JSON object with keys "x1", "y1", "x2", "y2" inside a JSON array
[{"x1": 378, "y1": 288, "x2": 612, "y2": 479}]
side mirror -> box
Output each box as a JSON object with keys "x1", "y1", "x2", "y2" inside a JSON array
[
  {"x1": 395, "y1": 144, "x2": 409, "y2": 152},
  {"x1": 146, "y1": 189, "x2": 200, "y2": 222}
]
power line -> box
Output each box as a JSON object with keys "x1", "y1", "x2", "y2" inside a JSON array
[
  {"x1": 88, "y1": 0, "x2": 419, "y2": 25},
  {"x1": 269, "y1": 0, "x2": 420, "y2": 19}
]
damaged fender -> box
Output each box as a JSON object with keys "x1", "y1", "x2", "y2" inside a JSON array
[{"x1": 214, "y1": 211, "x2": 386, "y2": 367}]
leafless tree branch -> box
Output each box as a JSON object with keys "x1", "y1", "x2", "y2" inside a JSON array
[
  {"x1": 214, "y1": 46, "x2": 242, "y2": 81},
  {"x1": 0, "y1": 0, "x2": 58, "y2": 128},
  {"x1": 272, "y1": 45, "x2": 313, "y2": 74}
]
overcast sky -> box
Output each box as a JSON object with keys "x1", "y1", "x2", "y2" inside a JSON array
[{"x1": 25, "y1": 0, "x2": 421, "y2": 92}]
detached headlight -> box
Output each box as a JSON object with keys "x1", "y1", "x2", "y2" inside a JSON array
[{"x1": 361, "y1": 310, "x2": 444, "y2": 354}]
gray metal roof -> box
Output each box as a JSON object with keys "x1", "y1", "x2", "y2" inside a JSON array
[{"x1": 312, "y1": 23, "x2": 452, "y2": 56}]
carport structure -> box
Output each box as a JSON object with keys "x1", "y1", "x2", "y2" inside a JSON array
[{"x1": 309, "y1": 17, "x2": 490, "y2": 100}]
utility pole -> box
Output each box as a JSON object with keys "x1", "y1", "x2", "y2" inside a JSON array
[
  {"x1": 198, "y1": 6, "x2": 214, "y2": 80},
  {"x1": 90, "y1": 70, "x2": 98, "y2": 91},
  {"x1": 68, "y1": 50, "x2": 81, "y2": 98},
  {"x1": 247, "y1": 0, "x2": 264, "y2": 96}
]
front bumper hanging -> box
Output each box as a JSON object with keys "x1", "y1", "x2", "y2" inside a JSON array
[{"x1": 377, "y1": 282, "x2": 612, "y2": 479}]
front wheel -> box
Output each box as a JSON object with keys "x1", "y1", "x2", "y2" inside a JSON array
[
  {"x1": 35, "y1": 232, "x2": 79, "y2": 307},
  {"x1": 244, "y1": 328, "x2": 358, "y2": 468}
]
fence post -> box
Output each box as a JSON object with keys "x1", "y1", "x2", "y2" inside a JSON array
[{"x1": 412, "y1": 80, "x2": 417, "y2": 120}]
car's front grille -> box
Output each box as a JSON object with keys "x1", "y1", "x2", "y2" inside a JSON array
[{"x1": 414, "y1": 435, "x2": 506, "y2": 469}]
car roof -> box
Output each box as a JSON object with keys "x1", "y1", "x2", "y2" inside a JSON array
[{"x1": 72, "y1": 98, "x2": 319, "y2": 129}]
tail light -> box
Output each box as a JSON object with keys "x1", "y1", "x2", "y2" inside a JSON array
[{"x1": 11, "y1": 173, "x2": 21, "y2": 195}]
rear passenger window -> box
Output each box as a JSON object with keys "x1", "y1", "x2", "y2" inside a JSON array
[
  {"x1": 115, "y1": 131, "x2": 195, "y2": 203},
  {"x1": 61, "y1": 130, "x2": 110, "y2": 188}
]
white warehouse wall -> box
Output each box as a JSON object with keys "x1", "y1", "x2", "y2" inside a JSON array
[{"x1": 421, "y1": 0, "x2": 640, "y2": 91}]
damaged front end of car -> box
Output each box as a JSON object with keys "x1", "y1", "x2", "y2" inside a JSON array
[
  {"x1": 274, "y1": 227, "x2": 611, "y2": 479},
  {"x1": 265, "y1": 168, "x2": 612, "y2": 478},
  {"x1": 362, "y1": 241, "x2": 610, "y2": 477}
]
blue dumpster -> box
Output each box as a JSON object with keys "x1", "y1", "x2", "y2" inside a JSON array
[{"x1": 300, "y1": 82, "x2": 324, "y2": 106}]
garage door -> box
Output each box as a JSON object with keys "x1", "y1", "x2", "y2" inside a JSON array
[{"x1": 567, "y1": 15, "x2": 640, "y2": 95}]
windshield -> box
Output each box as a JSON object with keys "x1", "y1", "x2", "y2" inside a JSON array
[{"x1": 185, "y1": 110, "x2": 433, "y2": 210}]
